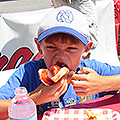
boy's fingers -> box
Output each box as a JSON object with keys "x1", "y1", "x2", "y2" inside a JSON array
[
  {"x1": 54, "y1": 79, "x2": 68, "y2": 96},
  {"x1": 77, "y1": 67, "x2": 92, "y2": 74},
  {"x1": 71, "y1": 80, "x2": 87, "y2": 87},
  {"x1": 66, "y1": 68, "x2": 93, "y2": 82},
  {"x1": 72, "y1": 67, "x2": 95, "y2": 81},
  {"x1": 72, "y1": 74, "x2": 87, "y2": 81}
]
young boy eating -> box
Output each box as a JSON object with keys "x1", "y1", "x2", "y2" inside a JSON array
[{"x1": 0, "y1": 6, "x2": 120, "y2": 119}]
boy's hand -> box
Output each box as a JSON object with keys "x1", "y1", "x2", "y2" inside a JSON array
[
  {"x1": 71, "y1": 67, "x2": 105, "y2": 97},
  {"x1": 29, "y1": 78, "x2": 68, "y2": 105}
]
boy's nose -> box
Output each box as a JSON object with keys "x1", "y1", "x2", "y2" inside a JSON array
[{"x1": 56, "y1": 52, "x2": 67, "y2": 60}]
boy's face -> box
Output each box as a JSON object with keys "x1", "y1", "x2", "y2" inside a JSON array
[{"x1": 39, "y1": 33, "x2": 85, "y2": 71}]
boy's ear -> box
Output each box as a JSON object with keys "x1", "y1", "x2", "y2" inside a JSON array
[
  {"x1": 34, "y1": 38, "x2": 43, "y2": 54},
  {"x1": 82, "y1": 41, "x2": 93, "y2": 58}
]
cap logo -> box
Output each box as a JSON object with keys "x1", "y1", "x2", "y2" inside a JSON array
[{"x1": 56, "y1": 10, "x2": 73, "y2": 23}]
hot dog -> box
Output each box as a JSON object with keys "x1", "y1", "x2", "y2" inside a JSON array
[{"x1": 38, "y1": 65, "x2": 70, "y2": 86}]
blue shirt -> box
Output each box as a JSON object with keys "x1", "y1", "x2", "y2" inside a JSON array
[{"x1": 0, "y1": 58, "x2": 120, "y2": 114}]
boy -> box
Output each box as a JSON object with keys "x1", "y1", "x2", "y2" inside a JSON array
[{"x1": 0, "y1": 6, "x2": 120, "y2": 119}]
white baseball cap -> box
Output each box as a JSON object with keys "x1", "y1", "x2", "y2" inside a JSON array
[{"x1": 37, "y1": 6, "x2": 90, "y2": 46}]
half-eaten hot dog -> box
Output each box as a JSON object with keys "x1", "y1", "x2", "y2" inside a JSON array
[{"x1": 38, "y1": 65, "x2": 70, "y2": 86}]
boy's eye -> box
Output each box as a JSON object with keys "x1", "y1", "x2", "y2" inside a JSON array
[
  {"x1": 67, "y1": 47, "x2": 77, "y2": 50},
  {"x1": 47, "y1": 46, "x2": 56, "y2": 49},
  {"x1": 67, "y1": 47, "x2": 78, "y2": 52}
]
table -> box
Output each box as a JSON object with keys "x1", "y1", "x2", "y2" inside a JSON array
[
  {"x1": 38, "y1": 93, "x2": 120, "y2": 119},
  {"x1": 68, "y1": 93, "x2": 120, "y2": 113}
]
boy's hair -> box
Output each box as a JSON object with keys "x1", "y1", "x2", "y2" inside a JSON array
[
  {"x1": 37, "y1": 6, "x2": 90, "y2": 46},
  {"x1": 44, "y1": 33, "x2": 81, "y2": 44}
]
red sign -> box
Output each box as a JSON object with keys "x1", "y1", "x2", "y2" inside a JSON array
[{"x1": 0, "y1": 47, "x2": 42, "y2": 71}]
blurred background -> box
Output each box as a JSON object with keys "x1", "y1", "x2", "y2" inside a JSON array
[{"x1": 0, "y1": 0, "x2": 52, "y2": 13}]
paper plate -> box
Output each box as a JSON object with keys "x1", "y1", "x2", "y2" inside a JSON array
[{"x1": 42, "y1": 108, "x2": 120, "y2": 120}]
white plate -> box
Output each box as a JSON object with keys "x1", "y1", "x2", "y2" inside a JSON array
[{"x1": 42, "y1": 108, "x2": 120, "y2": 120}]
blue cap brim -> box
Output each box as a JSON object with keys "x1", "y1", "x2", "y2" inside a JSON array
[{"x1": 38, "y1": 26, "x2": 88, "y2": 46}]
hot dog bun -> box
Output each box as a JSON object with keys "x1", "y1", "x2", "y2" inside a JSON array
[{"x1": 38, "y1": 65, "x2": 70, "y2": 86}]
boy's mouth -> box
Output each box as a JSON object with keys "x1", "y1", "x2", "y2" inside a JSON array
[{"x1": 55, "y1": 61, "x2": 69, "y2": 69}]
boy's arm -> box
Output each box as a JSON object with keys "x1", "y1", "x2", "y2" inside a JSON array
[
  {"x1": 71, "y1": 67, "x2": 120, "y2": 97},
  {"x1": 28, "y1": 79, "x2": 68, "y2": 105},
  {"x1": 0, "y1": 99, "x2": 12, "y2": 119}
]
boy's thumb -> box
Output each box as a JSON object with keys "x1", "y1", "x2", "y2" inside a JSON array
[{"x1": 77, "y1": 67, "x2": 90, "y2": 74}]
